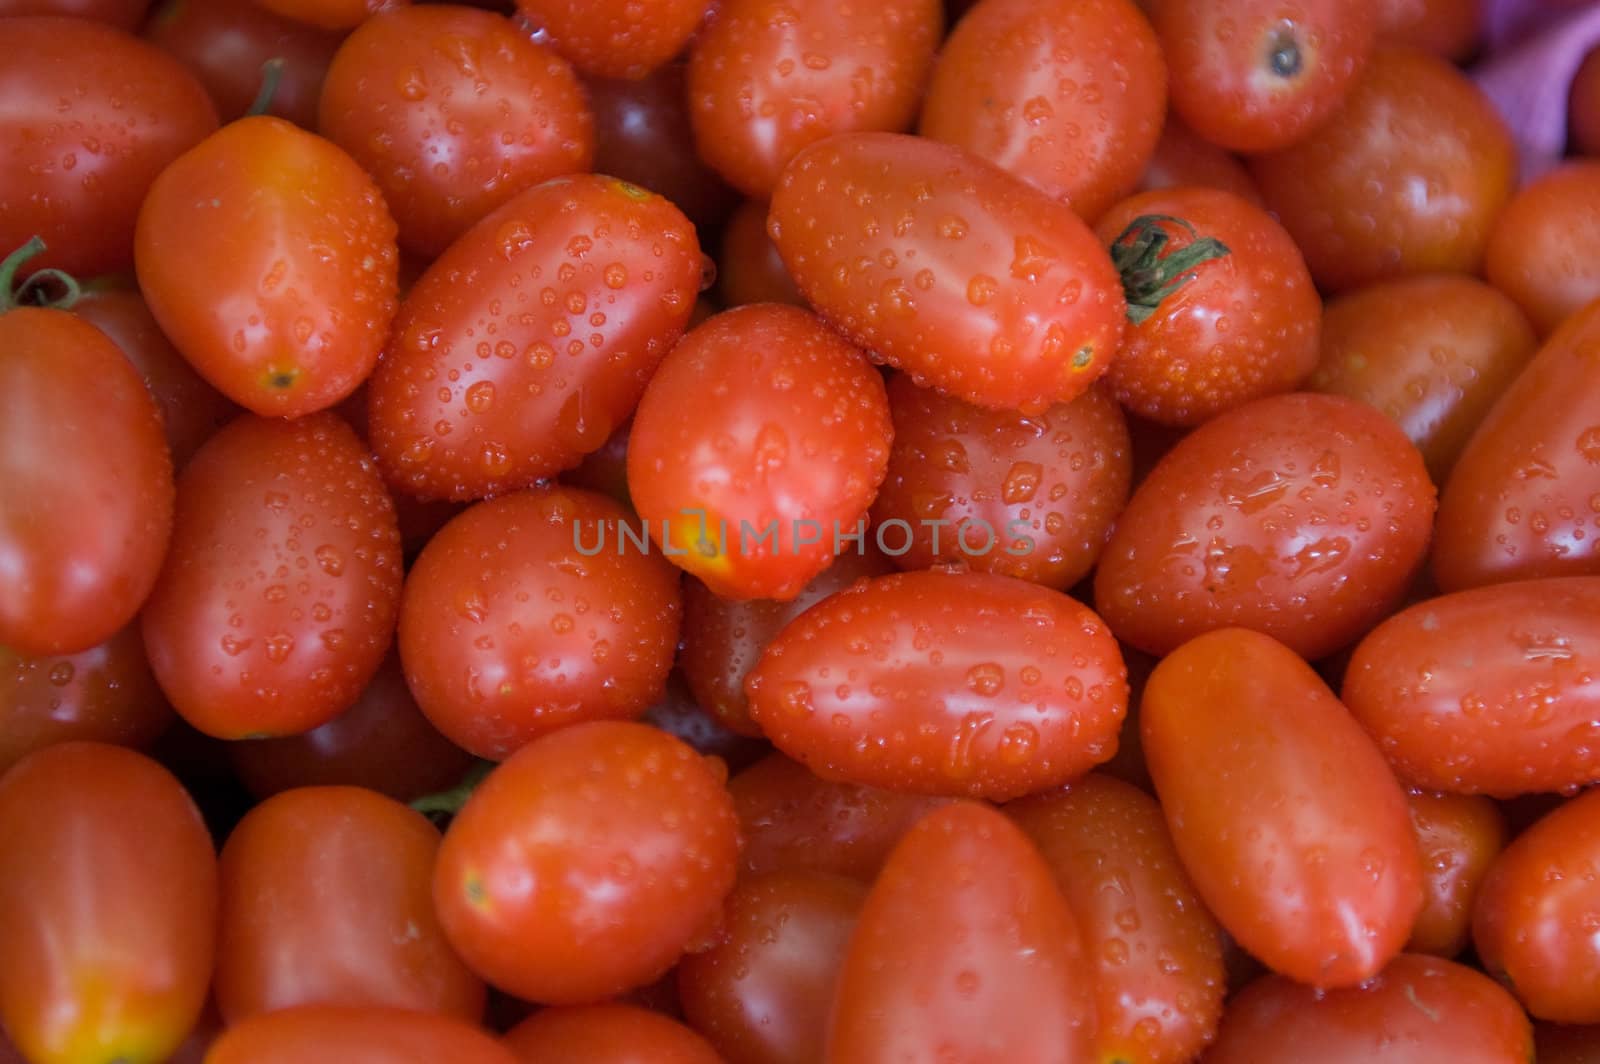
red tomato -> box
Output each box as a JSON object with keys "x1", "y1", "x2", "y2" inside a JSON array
[
  {"x1": 1573, "y1": 45, "x2": 1600, "y2": 158},
  {"x1": 1143, "y1": 628, "x2": 1422, "y2": 988},
  {"x1": 1135, "y1": 117, "x2": 1264, "y2": 205},
  {"x1": 1375, "y1": 0, "x2": 1481, "y2": 60},
  {"x1": 626, "y1": 304, "x2": 892, "y2": 600},
  {"x1": 1202, "y1": 955, "x2": 1533, "y2": 1063},
  {"x1": 828, "y1": 801, "x2": 1096, "y2": 1062},
  {"x1": 639, "y1": 671, "x2": 771, "y2": 775},
  {"x1": 367, "y1": 175, "x2": 702, "y2": 501},
  {"x1": 718, "y1": 199, "x2": 806, "y2": 309},
  {"x1": 0, "y1": 0, "x2": 147, "y2": 28},
  {"x1": 252, "y1": 0, "x2": 404, "y2": 31},
  {"x1": 0, "y1": 743, "x2": 215, "y2": 1064},
  {"x1": 1249, "y1": 47, "x2": 1515, "y2": 293},
  {"x1": 433, "y1": 721, "x2": 739, "y2": 1004},
  {"x1": 1484, "y1": 161, "x2": 1600, "y2": 337},
  {"x1": 1094, "y1": 393, "x2": 1436, "y2": 660},
  {"x1": 205, "y1": 1006, "x2": 516, "y2": 1064},
  {"x1": 319, "y1": 6, "x2": 595, "y2": 259},
  {"x1": 399, "y1": 487, "x2": 680, "y2": 760},
  {"x1": 513, "y1": 0, "x2": 707, "y2": 79},
  {"x1": 1008, "y1": 774, "x2": 1226, "y2": 1064},
  {"x1": 920, "y1": 0, "x2": 1164, "y2": 222},
  {"x1": 769, "y1": 132, "x2": 1127, "y2": 414},
  {"x1": 1405, "y1": 790, "x2": 1506, "y2": 958},
  {"x1": 140, "y1": 412, "x2": 402, "y2": 739},
  {"x1": 504, "y1": 1004, "x2": 720, "y2": 1063},
  {"x1": 558, "y1": 418, "x2": 634, "y2": 510},
  {"x1": 746, "y1": 569, "x2": 1128, "y2": 799}
]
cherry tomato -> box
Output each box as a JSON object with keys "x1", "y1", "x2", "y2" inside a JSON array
[
  {"x1": 433, "y1": 721, "x2": 739, "y2": 1004},
  {"x1": 718, "y1": 199, "x2": 806, "y2": 309},
  {"x1": 1537, "y1": 1022, "x2": 1600, "y2": 1064},
  {"x1": 1249, "y1": 47, "x2": 1516, "y2": 293},
  {"x1": 1572, "y1": 45, "x2": 1600, "y2": 158},
  {"x1": 252, "y1": 0, "x2": 404, "y2": 31},
  {"x1": 0, "y1": 743, "x2": 215, "y2": 1064},
  {"x1": 1135, "y1": 117, "x2": 1264, "y2": 205},
  {"x1": 513, "y1": 0, "x2": 707, "y2": 79},
  {"x1": 1095, "y1": 393, "x2": 1436, "y2": 660},
  {"x1": 1405, "y1": 790, "x2": 1507, "y2": 958},
  {"x1": 1484, "y1": 161, "x2": 1600, "y2": 337},
  {"x1": 399, "y1": 487, "x2": 680, "y2": 760},
  {"x1": 626, "y1": 304, "x2": 892, "y2": 599},
  {"x1": 320, "y1": 6, "x2": 594, "y2": 259},
  {"x1": 1375, "y1": 0, "x2": 1481, "y2": 60},
  {"x1": 205, "y1": 1006, "x2": 516, "y2": 1064},
  {"x1": 1008, "y1": 774, "x2": 1226, "y2": 1064},
  {"x1": 1143, "y1": 628, "x2": 1422, "y2": 988},
  {"x1": 0, "y1": 0, "x2": 147, "y2": 28},
  {"x1": 1308, "y1": 275, "x2": 1538, "y2": 484},
  {"x1": 769, "y1": 131, "x2": 1127, "y2": 414},
  {"x1": 140, "y1": 412, "x2": 402, "y2": 739},
  {"x1": 367, "y1": 175, "x2": 702, "y2": 501},
  {"x1": 504, "y1": 1004, "x2": 720, "y2": 1063}
]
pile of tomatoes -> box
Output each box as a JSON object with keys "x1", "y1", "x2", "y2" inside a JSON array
[{"x1": 4, "y1": 0, "x2": 1600, "y2": 1060}]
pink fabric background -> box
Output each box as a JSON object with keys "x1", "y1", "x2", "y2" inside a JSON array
[{"x1": 1475, "y1": 0, "x2": 1600, "y2": 180}]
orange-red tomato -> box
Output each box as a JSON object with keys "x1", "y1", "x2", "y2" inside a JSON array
[
  {"x1": 205, "y1": 1006, "x2": 516, "y2": 1064},
  {"x1": 504, "y1": 1005, "x2": 720, "y2": 1063},
  {"x1": 0, "y1": 0, "x2": 147, "y2": 28},
  {"x1": 1374, "y1": 0, "x2": 1481, "y2": 59},
  {"x1": 1405, "y1": 790, "x2": 1507, "y2": 958},
  {"x1": 1484, "y1": 161, "x2": 1600, "y2": 337},
  {"x1": 252, "y1": 0, "x2": 404, "y2": 31},
  {"x1": 513, "y1": 0, "x2": 707, "y2": 79},
  {"x1": 1135, "y1": 118, "x2": 1263, "y2": 205},
  {"x1": 718, "y1": 199, "x2": 806, "y2": 309}
]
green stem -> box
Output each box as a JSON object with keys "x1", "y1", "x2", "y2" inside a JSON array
[
  {"x1": 1110, "y1": 214, "x2": 1231, "y2": 325},
  {"x1": 410, "y1": 760, "x2": 495, "y2": 819},
  {"x1": 247, "y1": 58, "x2": 287, "y2": 118},
  {"x1": 0, "y1": 237, "x2": 46, "y2": 312}
]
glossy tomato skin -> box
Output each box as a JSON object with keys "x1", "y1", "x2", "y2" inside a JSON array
[
  {"x1": 434, "y1": 721, "x2": 739, "y2": 1004},
  {"x1": 513, "y1": 0, "x2": 706, "y2": 79},
  {"x1": 253, "y1": 0, "x2": 404, "y2": 31},
  {"x1": 1249, "y1": 47, "x2": 1515, "y2": 293},
  {"x1": 0, "y1": 743, "x2": 215, "y2": 1064},
  {"x1": 1094, "y1": 393, "x2": 1436, "y2": 660},
  {"x1": 204, "y1": 1006, "x2": 517, "y2": 1064},
  {"x1": 0, "y1": 307, "x2": 174, "y2": 656},
  {"x1": 828, "y1": 801, "x2": 1096, "y2": 1063},
  {"x1": 1136, "y1": 118, "x2": 1263, "y2": 205},
  {"x1": 140, "y1": 412, "x2": 402, "y2": 739},
  {"x1": 0, "y1": 0, "x2": 146, "y2": 27},
  {"x1": 769, "y1": 132, "x2": 1127, "y2": 414},
  {"x1": 718, "y1": 199, "x2": 806, "y2": 309},
  {"x1": 503, "y1": 1004, "x2": 720, "y2": 1063},
  {"x1": 1405, "y1": 790, "x2": 1506, "y2": 958},
  {"x1": 1202, "y1": 955, "x2": 1533, "y2": 1063},
  {"x1": 1143, "y1": 628, "x2": 1422, "y2": 988},
  {"x1": 319, "y1": 6, "x2": 594, "y2": 259},
  {"x1": 1484, "y1": 161, "x2": 1600, "y2": 337},
  {"x1": 1008, "y1": 774, "x2": 1226, "y2": 1064},
  {"x1": 920, "y1": 0, "x2": 1164, "y2": 222},
  {"x1": 626, "y1": 304, "x2": 892, "y2": 600},
  {"x1": 367, "y1": 175, "x2": 701, "y2": 501},
  {"x1": 1093, "y1": 188, "x2": 1321, "y2": 427},
  {"x1": 1375, "y1": 0, "x2": 1481, "y2": 59},
  {"x1": 398, "y1": 487, "x2": 681, "y2": 760},
  {"x1": 0, "y1": 17, "x2": 218, "y2": 278}
]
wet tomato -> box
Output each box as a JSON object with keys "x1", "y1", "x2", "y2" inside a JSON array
[
  {"x1": 513, "y1": 0, "x2": 707, "y2": 79},
  {"x1": 718, "y1": 199, "x2": 806, "y2": 309},
  {"x1": 1404, "y1": 790, "x2": 1507, "y2": 958},
  {"x1": 1484, "y1": 161, "x2": 1600, "y2": 337},
  {"x1": 252, "y1": 0, "x2": 404, "y2": 32},
  {"x1": 1375, "y1": 0, "x2": 1481, "y2": 60},
  {"x1": 504, "y1": 1005, "x2": 720, "y2": 1063},
  {"x1": 1135, "y1": 117, "x2": 1263, "y2": 205},
  {"x1": 205, "y1": 1006, "x2": 516, "y2": 1064}
]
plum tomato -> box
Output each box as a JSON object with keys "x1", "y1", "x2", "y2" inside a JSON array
[
  {"x1": 1375, "y1": 0, "x2": 1482, "y2": 60},
  {"x1": 140, "y1": 412, "x2": 402, "y2": 740},
  {"x1": 920, "y1": 0, "x2": 1163, "y2": 224},
  {"x1": 1249, "y1": 47, "x2": 1516, "y2": 293},
  {"x1": 1142, "y1": 628, "x2": 1422, "y2": 988},
  {"x1": 252, "y1": 0, "x2": 404, "y2": 31},
  {"x1": 1007, "y1": 774, "x2": 1226, "y2": 1064},
  {"x1": 504, "y1": 1005, "x2": 720, "y2": 1063},
  {"x1": 1135, "y1": 117, "x2": 1264, "y2": 206},
  {"x1": 626, "y1": 303, "x2": 892, "y2": 600},
  {"x1": 319, "y1": 6, "x2": 595, "y2": 259},
  {"x1": 768, "y1": 131, "x2": 1127, "y2": 414},
  {"x1": 1308, "y1": 275, "x2": 1538, "y2": 484},
  {"x1": 869, "y1": 375, "x2": 1132, "y2": 588},
  {"x1": 745, "y1": 569, "x2": 1128, "y2": 800},
  {"x1": 1093, "y1": 188, "x2": 1321, "y2": 427},
  {"x1": 399, "y1": 487, "x2": 680, "y2": 761},
  {"x1": 513, "y1": 0, "x2": 707, "y2": 79},
  {"x1": 828, "y1": 801, "x2": 1096, "y2": 1063},
  {"x1": 718, "y1": 199, "x2": 806, "y2": 309},
  {"x1": 1404, "y1": 790, "x2": 1507, "y2": 958},
  {"x1": 135, "y1": 116, "x2": 399, "y2": 418},
  {"x1": 1094, "y1": 392, "x2": 1435, "y2": 660},
  {"x1": 0, "y1": 0, "x2": 147, "y2": 28},
  {"x1": 0, "y1": 743, "x2": 215, "y2": 1064},
  {"x1": 204, "y1": 1006, "x2": 517, "y2": 1064},
  {"x1": 1484, "y1": 161, "x2": 1600, "y2": 337},
  {"x1": 367, "y1": 174, "x2": 702, "y2": 501},
  {"x1": 433, "y1": 721, "x2": 739, "y2": 1004}
]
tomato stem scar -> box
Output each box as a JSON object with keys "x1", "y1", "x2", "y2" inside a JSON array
[
  {"x1": 1110, "y1": 214, "x2": 1230, "y2": 325},
  {"x1": 247, "y1": 57, "x2": 287, "y2": 118}
]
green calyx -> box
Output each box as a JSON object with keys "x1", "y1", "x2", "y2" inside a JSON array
[
  {"x1": 1109, "y1": 213, "x2": 1230, "y2": 326},
  {"x1": 410, "y1": 760, "x2": 495, "y2": 820},
  {"x1": 0, "y1": 237, "x2": 82, "y2": 313}
]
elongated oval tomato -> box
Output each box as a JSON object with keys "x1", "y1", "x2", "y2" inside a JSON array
[
  {"x1": 253, "y1": 0, "x2": 404, "y2": 31},
  {"x1": 1484, "y1": 161, "x2": 1600, "y2": 337},
  {"x1": 828, "y1": 801, "x2": 1096, "y2": 1063},
  {"x1": 1343, "y1": 577, "x2": 1600, "y2": 795},
  {"x1": 1143, "y1": 628, "x2": 1422, "y2": 988},
  {"x1": 1405, "y1": 790, "x2": 1506, "y2": 958},
  {"x1": 0, "y1": 743, "x2": 215, "y2": 1064},
  {"x1": 205, "y1": 1006, "x2": 516, "y2": 1064},
  {"x1": 718, "y1": 199, "x2": 805, "y2": 308},
  {"x1": 513, "y1": 0, "x2": 706, "y2": 79},
  {"x1": 141, "y1": 412, "x2": 402, "y2": 739},
  {"x1": 769, "y1": 132, "x2": 1127, "y2": 414},
  {"x1": 504, "y1": 1004, "x2": 721, "y2": 1063},
  {"x1": 1136, "y1": 117, "x2": 1263, "y2": 204},
  {"x1": 368, "y1": 175, "x2": 702, "y2": 501}
]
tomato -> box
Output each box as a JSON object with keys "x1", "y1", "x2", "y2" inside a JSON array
[
  {"x1": 640, "y1": 671, "x2": 771, "y2": 774},
  {"x1": 1572, "y1": 45, "x2": 1600, "y2": 158},
  {"x1": 319, "y1": 6, "x2": 594, "y2": 259},
  {"x1": 1432, "y1": 298, "x2": 1600, "y2": 591},
  {"x1": 433, "y1": 721, "x2": 739, "y2": 1004},
  {"x1": 1143, "y1": 628, "x2": 1422, "y2": 988},
  {"x1": 1095, "y1": 645, "x2": 1158, "y2": 793},
  {"x1": 1135, "y1": 117, "x2": 1263, "y2": 206},
  {"x1": 513, "y1": 0, "x2": 707, "y2": 79},
  {"x1": 1484, "y1": 161, "x2": 1600, "y2": 337},
  {"x1": 1308, "y1": 275, "x2": 1538, "y2": 484},
  {"x1": 1375, "y1": 0, "x2": 1481, "y2": 60},
  {"x1": 921, "y1": 0, "x2": 1162, "y2": 223},
  {"x1": 1093, "y1": 188, "x2": 1321, "y2": 427},
  {"x1": 0, "y1": 743, "x2": 215, "y2": 1064},
  {"x1": 0, "y1": 0, "x2": 147, "y2": 28},
  {"x1": 1094, "y1": 393, "x2": 1435, "y2": 660},
  {"x1": 504, "y1": 1004, "x2": 720, "y2": 1063},
  {"x1": 687, "y1": 0, "x2": 941, "y2": 199},
  {"x1": 1249, "y1": 47, "x2": 1515, "y2": 293},
  {"x1": 1202, "y1": 955, "x2": 1533, "y2": 1063},
  {"x1": 718, "y1": 199, "x2": 805, "y2": 309},
  {"x1": 768, "y1": 132, "x2": 1127, "y2": 414},
  {"x1": 1405, "y1": 790, "x2": 1506, "y2": 958},
  {"x1": 677, "y1": 872, "x2": 863, "y2": 1064},
  {"x1": 0, "y1": 17, "x2": 217, "y2": 278},
  {"x1": 828, "y1": 801, "x2": 1096, "y2": 1063},
  {"x1": 626, "y1": 304, "x2": 892, "y2": 599},
  {"x1": 869, "y1": 375, "x2": 1132, "y2": 588},
  {"x1": 746, "y1": 569, "x2": 1128, "y2": 799},
  {"x1": 559, "y1": 419, "x2": 634, "y2": 510},
  {"x1": 140, "y1": 412, "x2": 402, "y2": 739},
  {"x1": 252, "y1": 0, "x2": 404, "y2": 31},
  {"x1": 205, "y1": 1006, "x2": 516, "y2": 1064},
  {"x1": 367, "y1": 175, "x2": 702, "y2": 501},
  {"x1": 1007, "y1": 774, "x2": 1226, "y2": 1064},
  {"x1": 1537, "y1": 1023, "x2": 1600, "y2": 1063},
  {"x1": 399, "y1": 487, "x2": 680, "y2": 760},
  {"x1": 136, "y1": 116, "x2": 399, "y2": 417}
]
